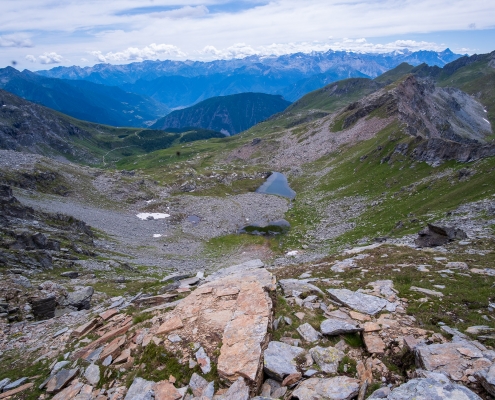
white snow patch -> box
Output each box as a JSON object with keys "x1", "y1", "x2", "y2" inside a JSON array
[
  {"x1": 483, "y1": 118, "x2": 491, "y2": 124},
  {"x1": 153, "y1": 234, "x2": 162, "y2": 238},
  {"x1": 286, "y1": 250, "x2": 299, "y2": 257},
  {"x1": 136, "y1": 213, "x2": 170, "y2": 220},
  {"x1": 145, "y1": 200, "x2": 155, "y2": 204}
]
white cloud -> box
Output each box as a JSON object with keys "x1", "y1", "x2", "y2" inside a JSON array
[
  {"x1": 197, "y1": 38, "x2": 446, "y2": 60},
  {"x1": 151, "y1": 5, "x2": 209, "y2": 19},
  {"x1": 0, "y1": 34, "x2": 33, "y2": 47},
  {"x1": 90, "y1": 43, "x2": 186, "y2": 62},
  {"x1": 1, "y1": 0, "x2": 494, "y2": 67},
  {"x1": 38, "y1": 52, "x2": 64, "y2": 64},
  {"x1": 25, "y1": 52, "x2": 64, "y2": 64}
]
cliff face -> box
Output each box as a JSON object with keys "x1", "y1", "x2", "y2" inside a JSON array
[{"x1": 152, "y1": 92, "x2": 291, "y2": 135}]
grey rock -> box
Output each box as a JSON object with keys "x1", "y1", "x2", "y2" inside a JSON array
[
  {"x1": 202, "y1": 381, "x2": 214, "y2": 399},
  {"x1": 84, "y1": 346, "x2": 104, "y2": 363},
  {"x1": 378, "y1": 377, "x2": 481, "y2": 399},
  {"x1": 84, "y1": 363, "x2": 100, "y2": 385},
  {"x1": 466, "y1": 326, "x2": 495, "y2": 335},
  {"x1": 292, "y1": 376, "x2": 360, "y2": 400},
  {"x1": 46, "y1": 368, "x2": 79, "y2": 393},
  {"x1": 0, "y1": 378, "x2": 11, "y2": 392},
  {"x1": 410, "y1": 286, "x2": 444, "y2": 297},
  {"x1": 66, "y1": 286, "x2": 94, "y2": 310},
  {"x1": 168, "y1": 334, "x2": 182, "y2": 343},
  {"x1": 309, "y1": 346, "x2": 345, "y2": 374},
  {"x1": 51, "y1": 361, "x2": 70, "y2": 375},
  {"x1": 60, "y1": 271, "x2": 79, "y2": 279},
  {"x1": 2, "y1": 377, "x2": 27, "y2": 392},
  {"x1": 279, "y1": 279, "x2": 323, "y2": 296},
  {"x1": 160, "y1": 273, "x2": 191, "y2": 283},
  {"x1": 327, "y1": 288, "x2": 387, "y2": 315},
  {"x1": 475, "y1": 364, "x2": 495, "y2": 396},
  {"x1": 415, "y1": 224, "x2": 467, "y2": 248},
  {"x1": 189, "y1": 373, "x2": 208, "y2": 397},
  {"x1": 304, "y1": 369, "x2": 319, "y2": 377},
  {"x1": 29, "y1": 295, "x2": 56, "y2": 319},
  {"x1": 53, "y1": 327, "x2": 69, "y2": 338},
  {"x1": 102, "y1": 356, "x2": 112, "y2": 367},
  {"x1": 11, "y1": 274, "x2": 32, "y2": 288},
  {"x1": 272, "y1": 386, "x2": 288, "y2": 398},
  {"x1": 263, "y1": 341, "x2": 305, "y2": 381},
  {"x1": 195, "y1": 347, "x2": 211, "y2": 374},
  {"x1": 320, "y1": 318, "x2": 363, "y2": 335},
  {"x1": 223, "y1": 377, "x2": 249, "y2": 400},
  {"x1": 367, "y1": 386, "x2": 391, "y2": 398},
  {"x1": 284, "y1": 317, "x2": 292, "y2": 325},
  {"x1": 297, "y1": 323, "x2": 321, "y2": 343},
  {"x1": 124, "y1": 377, "x2": 155, "y2": 400}
]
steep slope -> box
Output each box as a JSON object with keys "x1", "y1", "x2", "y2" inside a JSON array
[
  {"x1": 151, "y1": 92, "x2": 291, "y2": 135},
  {"x1": 0, "y1": 67, "x2": 169, "y2": 127},
  {"x1": 0, "y1": 89, "x2": 223, "y2": 164}
]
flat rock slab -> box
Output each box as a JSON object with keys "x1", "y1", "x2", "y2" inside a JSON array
[
  {"x1": 156, "y1": 316, "x2": 184, "y2": 335},
  {"x1": 369, "y1": 376, "x2": 482, "y2": 399},
  {"x1": 263, "y1": 341, "x2": 305, "y2": 381},
  {"x1": 327, "y1": 289, "x2": 387, "y2": 315},
  {"x1": 0, "y1": 383, "x2": 34, "y2": 399},
  {"x1": 410, "y1": 286, "x2": 444, "y2": 297},
  {"x1": 279, "y1": 279, "x2": 323, "y2": 296},
  {"x1": 309, "y1": 346, "x2": 344, "y2": 374},
  {"x1": 320, "y1": 318, "x2": 363, "y2": 336},
  {"x1": 297, "y1": 323, "x2": 321, "y2": 343},
  {"x1": 163, "y1": 261, "x2": 274, "y2": 384},
  {"x1": 415, "y1": 340, "x2": 487, "y2": 381},
  {"x1": 292, "y1": 376, "x2": 360, "y2": 400},
  {"x1": 46, "y1": 368, "x2": 79, "y2": 394},
  {"x1": 83, "y1": 363, "x2": 100, "y2": 385}
]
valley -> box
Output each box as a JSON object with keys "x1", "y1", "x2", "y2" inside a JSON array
[{"x1": 0, "y1": 50, "x2": 495, "y2": 400}]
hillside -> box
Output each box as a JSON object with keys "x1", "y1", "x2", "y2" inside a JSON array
[
  {"x1": 0, "y1": 67, "x2": 169, "y2": 127},
  {"x1": 151, "y1": 92, "x2": 291, "y2": 135},
  {"x1": 0, "y1": 89, "x2": 224, "y2": 164}
]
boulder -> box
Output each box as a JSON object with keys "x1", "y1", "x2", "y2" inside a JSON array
[
  {"x1": 124, "y1": 377, "x2": 155, "y2": 400},
  {"x1": 29, "y1": 295, "x2": 56, "y2": 319},
  {"x1": 60, "y1": 271, "x2": 79, "y2": 279},
  {"x1": 297, "y1": 323, "x2": 321, "y2": 343},
  {"x1": 327, "y1": 288, "x2": 387, "y2": 315},
  {"x1": 414, "y1": 340, "x2": 488, "y2": 381},
  {"x1": 2, "y1": 377, "x2": 27, "y2": 392},
  {"x1": 65, "y1": 287, "x2": 94, "y2": 310},
  {"x1": 415, "y1": 224, "x2": 467, "y2": 247},
  {"x1": 370, "y1": 376, "x2": 482, "y2": 399},
  {"x1": 263, "y1": 341, "x2": 305, "y2": 381},
  {"x1": 83, "y1": 364, "x2": 100, "y2": 386},
  {"x1": 475, "y1": 364, "x2": 495, "y2": 396},
  {"x1": 278, "y1": 279, "x2": 323, "y2": 296},
  {"x1": 291, "y1": 376, "x2": 360, "y2": 400},
  {"x1": 309, "y1": 346, "x2": 344, "y2": 374},
  {"x1": 320, "y1": 318, "x2": 363, "y2": 335},
  {"x1": 222, "y1": 377, "x2": 250, "y2": 400}
]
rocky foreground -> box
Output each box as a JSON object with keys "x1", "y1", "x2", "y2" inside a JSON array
[{"x1": 1, "y1": 250, "x2": 495, "y2": 400}]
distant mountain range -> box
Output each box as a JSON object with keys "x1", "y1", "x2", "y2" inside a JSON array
[
  {"x1": 36, "y1": 49, "x2": 462, "y2": 106},
  {"x1": 151, "y1": 92, "x2": 291, "y2": 135},
  {"x1": 0, "y1": 67, "x2": 170, "y2": 127}
]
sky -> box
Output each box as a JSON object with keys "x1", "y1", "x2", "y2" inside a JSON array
[{"x1": 1, "y1": 0, "x2": 494, "y2": 70}]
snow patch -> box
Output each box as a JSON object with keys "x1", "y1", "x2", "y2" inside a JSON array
[
  {"x1": 286, "y1": 250, "x2": 299, "y2": 257},
  {"x1": 483, "y1": 118, "x2": 491, "y2": 124},
  {"x1": 136, "y1": 213, "x2": 170, "y2": 220},
  {"x1": 153, "y1": 234, "x2": 162, "y2": 238}
]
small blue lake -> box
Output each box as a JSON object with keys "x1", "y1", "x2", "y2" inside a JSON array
[{"x1": 256, "y1": 172, "x2": 296, "y2": 199}]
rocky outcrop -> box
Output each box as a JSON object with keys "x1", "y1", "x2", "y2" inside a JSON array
[{"x1": 415, "y1": 223, "x2": 467, "y2": 247}]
